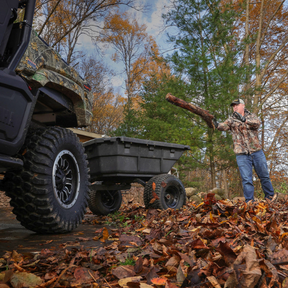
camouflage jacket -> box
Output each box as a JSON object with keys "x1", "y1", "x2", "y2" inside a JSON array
[{"x1": 217, "y1": 109, "x2": 262, "y2": 154}]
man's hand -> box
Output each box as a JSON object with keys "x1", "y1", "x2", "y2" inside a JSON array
[
  {"x1": 233, "y1": 111, "x2": 246, "y2": 122},
  {"x1": 212, "y1": 118, "x2": 219, "y2": 129}
]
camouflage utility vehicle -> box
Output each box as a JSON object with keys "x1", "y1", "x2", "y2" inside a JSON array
[{"x1": 0, "y1": 0, "x2": 93, "y2": 233}]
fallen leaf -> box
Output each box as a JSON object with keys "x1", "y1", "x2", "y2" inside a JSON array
[
  {"x1": 135, "y1": 257, "x2": 143, "y2": 274},
  {"x1": 165, "y1": 280, "x2": 178, "y2": 288},
  {"x1": 94, "y1": 228, "x2": 103, "y2": 233},
  {"x1": 204, "y1": 193, "x2": 216, "y2": 205},
  {"x1": 120, "y1": 234, "x2": 143, "y2": 246},
  {"x1": 282, "y1": 277, "x2": 288, "y2": 288},
  {"x1": 73, "y1": 267, "x2": 98, "y2": 284},
  {"x1": 259, "y1": 259, "x2": 278, "y2": 287},
  {"x1": 178, "y1": 252, "x2": 195, "y2": 267},
  {"x1": 118, "y1": 276, "x2": 142, "y2": 287},
  {"x1": 10, "y1": 272, "x2": 43, "y2": 288},
  {"x1": 11, "y1": 251, "x2": 22, "y2": 262},
  {"x1": 176, "y1": 264, "x2": 186, "y2": 284},
  {"x1": 144, "y1": 266, "x2": 160, "y2": 284},
  {"x1": 77, "y1": 237, "x2": 91, "y2": 241},
  {"x1": 151, "y1": 189, "x2": 159, "y2": 201},
  {"x1": 112, "y1": 265, "x2": 136, "y2": 279},
  {"x1": 233, "y1": 245, "x2": 262, "y2": 288},
  {"x1": 151, "y1": 277, "x2": 167, "y2": 286},
  {"x1": 100, "y1": 227, "x2": 109, "y2": 242},
  {"x1": 216, "y1": 241, "x2": 237, "y2": 265},
  {"x1": 139, "y1": 284, "x2": 154, "y2": 288},
  {"x1": 207, "y1": 276, "x2": 221, "y2": 288},
  {"x1": 190, "y1": 238, "x2": 209, "y2": 249},
  {"x1": 165, "y1": 256, "x2": 180, "y2": 267},
  {"x1": 3, "y1": 270, "x2": 13, "y2": 283},
  {"x1": 161, "y1": 182, "x2": 167, "y2": 188}
]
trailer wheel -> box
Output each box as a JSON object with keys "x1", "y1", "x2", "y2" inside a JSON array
[
  {"x1": 88, "y1": 189, "x2": 122, "y2": 215},
  {"x1": 3, "y1": 127, "x2": 89, "y2": 234},
  {"x1": 144, "y1": 174, "x2": 186, "y2": 210}
]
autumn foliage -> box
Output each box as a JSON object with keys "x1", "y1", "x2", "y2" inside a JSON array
[
  {"x1": 89, "y1": 91, "x2": 125, "y2": 135},
  {"x1": 2, "y1": 198, "x2": 288, "y2": 287},
  {"x1": 97, "y1": 12, "x2": 171, "y2": 112}
]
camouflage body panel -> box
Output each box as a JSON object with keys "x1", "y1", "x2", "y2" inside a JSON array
[
  {"x1": 16, "y1": 30, "x2": 93, "y2": 127},
  {"x1": 217, "y1": 109, "x2": 262, "y2": 154}
]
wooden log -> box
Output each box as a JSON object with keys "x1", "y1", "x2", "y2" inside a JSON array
[{"x1": 165, "y1": 93, "x2": 216, "y2": 129}]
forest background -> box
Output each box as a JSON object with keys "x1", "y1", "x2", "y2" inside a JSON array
[{"x1": 33, "y1": 0, "x2": 288, "y2": 199}]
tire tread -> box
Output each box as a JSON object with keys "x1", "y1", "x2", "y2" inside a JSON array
[
  {"x1": 144, "y1": 174, "x2": 185, "y2": 210},
  {"x1": 3, "y1": 127, "x2": 90, "y2": 234}
]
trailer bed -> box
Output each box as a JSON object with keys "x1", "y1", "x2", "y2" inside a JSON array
[{"x1": 83, "y1": 136, "x2": 190, "y2": 183}]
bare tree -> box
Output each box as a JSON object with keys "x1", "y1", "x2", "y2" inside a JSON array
[
  {"x1": 240, "y1": 0, "x2": 288, "y2": 178},
  {"x1": 97, "y1": 12, "x2": 155, "y2": 131},
  {"x1": 79, "y1": 56, "x2": 125, "y2": 134},
  {"x1": 34, "y1": 0, "x2": 145, "y2": 65}
]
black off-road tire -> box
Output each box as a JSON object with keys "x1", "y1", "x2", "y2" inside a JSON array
[
  {"x1": 3, "y1": 127, "x2": 90, "y2": 234},
  {"x1": 88, "y1": 189, "x2": 122, "y2": 215},
  {"x1": 144, "y1": 174, "x2": 186, "y2": 210}
]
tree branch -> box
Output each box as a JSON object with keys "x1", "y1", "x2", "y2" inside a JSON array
[
  {"x1": 261, "y1": 68, "x2": 288, "y2": 105},
  {"x1": 266, "y1": 114, "x2": 288, "y2": 155},
  {"x1": 260, "y1": 34, "x2": 288, "y2": 80},
  {"x1": 38, "y1": 0, "x2": 62, "y2": 36},
  {"x1": 259, "y1": 0, "x2": 285, "y2": 47}
]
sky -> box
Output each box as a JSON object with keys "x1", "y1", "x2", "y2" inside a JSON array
[{"x1": 78, "y1": 0, "x2": 178, "y2": 96}]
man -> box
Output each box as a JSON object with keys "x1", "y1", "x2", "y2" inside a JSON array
[{"x1": 213, "y1": 98, "x2": 277, "y2": 202}]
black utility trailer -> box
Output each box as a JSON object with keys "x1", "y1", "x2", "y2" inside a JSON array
[{"x1": 84, "y1": 137, "x2": 190, "y2": 215}]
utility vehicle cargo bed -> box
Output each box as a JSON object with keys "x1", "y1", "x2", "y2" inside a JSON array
[{"x1": 84, "y1": 137, "x2": 190, "y2": 183}]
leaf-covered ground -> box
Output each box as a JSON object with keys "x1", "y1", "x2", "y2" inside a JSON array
[{"x1": 1, "y1": 195, "x2": 288, "y2": 288}]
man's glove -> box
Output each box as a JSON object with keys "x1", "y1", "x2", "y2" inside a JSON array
[
  {"x1": 212, "y1": 118, "x2": 219, "y2": 129},
  {"x1": 233, "y1": 111, "x2": 246, "y2": 122}
]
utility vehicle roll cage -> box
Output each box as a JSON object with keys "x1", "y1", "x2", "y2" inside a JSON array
[{"x1": 0, "y1": 0, "x2": 35, "y2": 71}]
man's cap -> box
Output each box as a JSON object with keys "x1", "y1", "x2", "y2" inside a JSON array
[{"x1": 230, "y1": 98, "x2": 245, "y2": 106}]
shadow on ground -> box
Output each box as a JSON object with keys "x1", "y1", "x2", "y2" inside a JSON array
[{"x1": 0, "y1": 206, "x2": 109, "y2": 256}]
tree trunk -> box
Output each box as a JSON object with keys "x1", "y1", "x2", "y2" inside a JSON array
[
  {"x1": 261, "y1": 111, "x2": 265, "y2": 150},
  {"x1": 254, "y1": 0, "x2": 265, "y2": 112},
  {"x1": 244, "y1": 0, "x2": 252, "y2": 108},
  {"x1": 208, "y1": 129, "x2": 216, "y2": 189},
  {"x1": 222, "y1": 169, "x2": 229, "y2": 199},
  {"x1": 209, "y1": 155, "x2": 216, "y2": 189}
]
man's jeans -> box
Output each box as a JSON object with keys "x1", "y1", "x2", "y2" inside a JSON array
[{"x1": 236, "y1": 149, "x2": 274, "y2": 202}]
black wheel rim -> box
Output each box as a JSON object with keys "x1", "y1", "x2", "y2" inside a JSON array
[
  {"x1": 52, "y1": 150, "x2": 80, "y2": 209},
  {"x1": 164, "y1": 186, "x2": 180, "y2": 208},
  {"x1": 101, "y1": 190, "x2": 119, "y2": 209}
]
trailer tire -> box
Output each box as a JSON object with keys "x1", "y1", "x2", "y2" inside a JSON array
[
  {"x1": 3, "y1": 127, "x2": 89, "y2": 234},
  {"x1": 144, "y1": 174, "x2": 186, "y2": 210},
  {"x1": 88, "y1": 189, "x2": 122, "y2": 215}
]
